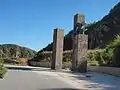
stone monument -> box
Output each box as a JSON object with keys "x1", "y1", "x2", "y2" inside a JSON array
[
  {"x1": 51, "y1": 28, "x2": 64, "y2": 70},
  {"x1": 72, "y1": 13, "x2": 88, "y2": 72}
]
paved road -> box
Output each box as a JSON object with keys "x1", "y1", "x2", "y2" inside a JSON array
[
  {"x1": 0, "y1": 66, "x2": 79, "y2": 90},
  {"x1": 1, "y1": 65, "x2": 120, "y2": 90}
]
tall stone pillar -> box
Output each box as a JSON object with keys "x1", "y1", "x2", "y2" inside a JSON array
[
  {"x1": 72, "y1": 13, "x2": 88, "y2": 72},
  {"x1": 51, "y1": 28, "x2": 64, "y2": 70}
]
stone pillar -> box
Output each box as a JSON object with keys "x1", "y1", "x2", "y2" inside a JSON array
[
  {"x1": 72, "y1": 13, "x2": 88, "y2": 72},
  {"x1": 51, "y1": 28, "x2": 64, "y2": 70}
]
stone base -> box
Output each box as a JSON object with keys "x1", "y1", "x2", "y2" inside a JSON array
[{"x1": 77, "y1": 60, "x2": 87, "y2": 73}]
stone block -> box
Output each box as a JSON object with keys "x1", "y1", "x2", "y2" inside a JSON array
[{"x1": 51, "y1": 28, "x2": 64, "y2": 70}]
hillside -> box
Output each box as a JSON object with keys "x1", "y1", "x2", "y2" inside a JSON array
[
  {"x1": 87, "y1": 2, "x2": 120, "y2": 49},
  {"x1": 0, "y1": 44, "x2": 37, "y2": 59},
  {"x1": 40, "y1": 2, "x2": 120, "y2": 52}
]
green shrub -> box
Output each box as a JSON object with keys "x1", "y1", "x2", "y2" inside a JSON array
[
  {"x1": 0, "y1": 60, "x2": 7, "y2": 78},
  {"x1": 87, "y1": 60, "x2": 99, "y2": 66},
  {"x1": 104, "y1": 34, "x2": 120, "y2": 66},
  {"x1": 87, "y1": 49, "x2": 106, "y2": 66},
  {"x1": 63, "y1": 53, "x2": 72, "y2": 62},
  {"x1": 87, "y1": 49, "x2": 114, "y2": 66},
  {"x1": 106, "y1": 34, "x2": 120, "y2": 49},
  {"x1": 87, "y1": 34, "x2": 120, "y2": 67}
]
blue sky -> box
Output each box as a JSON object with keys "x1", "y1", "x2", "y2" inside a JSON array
[{"x1": 0, "y1": 0, "x2": 119, "y2": 51}]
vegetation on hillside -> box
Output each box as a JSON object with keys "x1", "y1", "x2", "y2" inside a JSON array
[
  {"x1": 0, "y1": 44, "x2": 37, "y2": 59},
  {"x1": 86, "y1": 2, "x2": 120, "y2": 49},
  {"x1": 88, "y1": 34, "x2": 120, "y2": 67}
]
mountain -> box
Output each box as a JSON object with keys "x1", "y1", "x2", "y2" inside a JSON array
[
  {"x1": 39, "y1": 2, "x2": 120, "y2": 52},
  {"x1": 87, "y1": 2, "x2": 120, "y2": 49},
  {"x1": 0, "y1": 44, "x2": 37, "y2": 59}
]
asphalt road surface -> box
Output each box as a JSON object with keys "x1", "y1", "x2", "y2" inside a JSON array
[
  {"x1": 0, "y1": 66, "x2": 79, "y2": 90},
  {"x1": 1, "y1": 65, "x2": 120, "y2": 90}
]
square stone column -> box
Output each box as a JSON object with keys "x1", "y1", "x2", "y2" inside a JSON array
[
  {"x1": 72, "y1": 13, "x2": 88, "y2": 72},
  {"x1": 51, "y1": 28, "x2": 64, "y2": 70},
  {"x1": 76, "y1": 34, "x2": 88, "y2": 72}
]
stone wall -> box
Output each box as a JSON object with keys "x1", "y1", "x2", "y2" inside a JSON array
[{"x1": 88, "y1": 66, "x2": 120, "y2": 77}]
